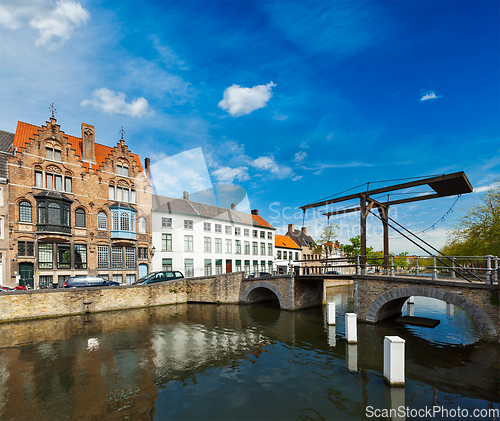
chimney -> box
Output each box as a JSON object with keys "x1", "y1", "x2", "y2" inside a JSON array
[
  {"x1": 288, "y1": 224, "x2": 295, "y2": 234},
  {"x1": 301, "y1": 226, "x2": 308, "y2": 234},
  {"x1": 251, "y1": 209, "x2": 259, "y2": 215},
  {"x1": 183, "y1": 191, "x2": 189, "y2": 200},
  {"x1": 231, "y1": 203, "x2": 236, "y2": 211},
  {"x1": 144, "y1": 157, "x2": 150, "y2": 179},
  {"x1": 81, "y1": 123, "x2": 96, "y2": 163}
]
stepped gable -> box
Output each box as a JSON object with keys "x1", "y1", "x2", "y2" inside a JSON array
[
  {"x1": 13, "y1": 120, "x2": 143, "y2": 174},
  {"x1": 153, "y1": 194, "x2": 275, "y2": 229}
]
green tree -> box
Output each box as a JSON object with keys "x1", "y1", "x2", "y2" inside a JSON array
[
  {"x1": 341, "y1": 235, "x2": 374, "y2": 259},
  {"x1": 444, "y1": 181, "x2": 500, "y2": 256},
  {"x1": 311, "y1": 223, "x2": 339, "y2": 262}
]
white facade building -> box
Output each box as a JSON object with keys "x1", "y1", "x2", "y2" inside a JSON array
[
  {"x1": 152, "y1": 194, "x2": 276, "y2": 277},
  {"x1": 273, "y1": 234, "x2": 302, "y2": 275}
]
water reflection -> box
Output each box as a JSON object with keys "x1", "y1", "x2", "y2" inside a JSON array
[{"x1": 0, "y1": 286, "x2": 497, "y2": 420}]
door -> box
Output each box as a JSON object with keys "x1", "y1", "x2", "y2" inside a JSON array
[
  {"x1": 139, "y1": 263, "x2": 148, "y2": 279},
  {"x1": 225, "y1": 260, "x2": 232, "y2": 274},
  {"x1": 19, "y1": 262, "x2": 34, "y2": 289}
]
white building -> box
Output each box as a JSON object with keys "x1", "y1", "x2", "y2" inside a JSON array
[
  {"x1": 152, "y1": 193, "x2": 276, "y2": 277},
  {"x1": 274, "y1": 234, "x2": 301, "y2": 275}
]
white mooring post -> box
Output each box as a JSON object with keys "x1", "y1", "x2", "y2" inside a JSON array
[
  {"x1": 384, "y1": 336, "x2": 405, "y2": 386},
  {"x1": 407, "y1": 302, "x2": 414, "y2": 317},
  {"x1": 345, "y1": 313, "x2": 357, "y2": 344},
  {"x1": 327, "y1": 302, "x2": 336, "y2": 325}
]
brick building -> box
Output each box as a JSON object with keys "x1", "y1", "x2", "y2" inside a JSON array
[{"x1": 8, "y1": 117, "x2": 152, "y2": 288}]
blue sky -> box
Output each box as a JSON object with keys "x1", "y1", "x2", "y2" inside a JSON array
[{"x1": 0, "y1": 0, "x2": 499, "y2": 253}]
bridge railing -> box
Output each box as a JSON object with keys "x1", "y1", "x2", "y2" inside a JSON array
[{"x1": 294, "y1": 254, "x2": 499, "y2": 284}]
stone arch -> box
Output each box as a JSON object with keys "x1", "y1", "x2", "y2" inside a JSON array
[
  {"x1": 365, "y1": 286, "x2": 497, "y2": 339},
  {"x1": 243, "y1": 281, "x2": 286, "y2": 309}
]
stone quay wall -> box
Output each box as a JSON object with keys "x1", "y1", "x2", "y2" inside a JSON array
[
  {"x1": 0, "y1": 272, "x2": 326, "y2": 322},
  {"x1": 0, "y1": 281, "x2": 186, "y2": 322},
  {"x1": 186, "y1": 272, "x2": 245, "y2": 304}
]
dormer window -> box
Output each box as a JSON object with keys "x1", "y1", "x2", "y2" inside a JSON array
[
  {"x1": 117, "y1": 165, "x2": 128, "y2": 177},
  {"x1": 46, "y1": 147, "x2": 61, "y2": 161}
]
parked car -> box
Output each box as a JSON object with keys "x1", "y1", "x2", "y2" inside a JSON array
[
  {"x1": 64, "y1": 276, "x2": 120, "y2": 288},
  {"x1": 133, "y1": 271, "x2": 184, "y2": 285},
  {"x1": 326, "y1": 270, "x2": 339, "y2": 275},
  {"x1": 247, "y1": 272, "x2": 271, "y2": 278}
]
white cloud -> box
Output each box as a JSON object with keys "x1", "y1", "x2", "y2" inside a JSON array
[
  {"x1": 0, "y1": 0, "x2": 90, "y2": 48},
  {"x1": 474, "y1": 183, "x2": 498, "y2": 193},
  {"x1": 150, "y1": 148, "x2": 213, "y2": 198},
  {"x1": 420, "y1": 91, "x2": 441, "y2": 101},
  {"x1": 252, "y1": 155, "x2": 292, "y2": 179},
  {"x1": 293, "y1": 151, "x2": 307, "y2": 163},
  {"x1": 292, "y1": 175, "x2": 302, "y2": 181},
  {"x1": 211, "y1": 166, "x2": 250, "y2": 183},
  {"x1": 81, "y1": 88, "x2": 152, "y2": 117},
  {"x1": 218, "y1": 82, "x2": 276, "y2": 117}
]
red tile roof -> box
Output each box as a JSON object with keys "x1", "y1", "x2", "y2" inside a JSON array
[
  {"x1": 13, "y1": 121, "x2": 144, "y2": 173},
  {"x1": 275, "y1": 235, "x2": 300, "y2": 249},
  {"x1": 251, "y1": 214, "x2": 274, "y2": 229}
]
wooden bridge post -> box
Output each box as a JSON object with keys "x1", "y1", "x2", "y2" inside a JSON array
[{"x1": 360, "y1": 195, "x2": 367, "y2": 275}]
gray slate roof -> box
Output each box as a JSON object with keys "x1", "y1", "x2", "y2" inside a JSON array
[
  {"x1": 153, "y1": 194, "x2": 275, "y2": 229},
  {"x1": 288, "y1": 229, "x2": 314, "y2": 246}
]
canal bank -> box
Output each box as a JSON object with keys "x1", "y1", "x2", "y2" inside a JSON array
[
  {"x1": 0, "y1": 285, "x2": 497, "y2": 420},
  {"x1": 0, "y1": 273, "x2": 329, "y2": 322}
]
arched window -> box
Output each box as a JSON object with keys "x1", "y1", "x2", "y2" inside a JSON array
[
  {"x1": 138, "y1": 217, "x2": 147, "y2": 234},
  {"x1": 112, "y1": 212, "x2": 119, "y2": 231},
  {"x1": 120, "y1": 212, "x2": 130, "y2": 231},
  {"x1": 75, "y1": 209, "x2": 86, "y2": 228},
  {"x1": 97, "y1": 212, "x2": 107, "y2": 230},
  {"x1": 19, "y1": 201, "x2": 32, "y2": 222}
]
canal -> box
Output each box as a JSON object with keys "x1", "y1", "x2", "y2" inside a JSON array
[{"x1": 0, "y1": 285, "x2": 498, "y2": 420}]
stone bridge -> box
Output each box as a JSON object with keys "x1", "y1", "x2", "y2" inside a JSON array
[
  {"x1": 186, "y1": 272, "x2": 324, "y2": 310},
  {"x1": 353, "y1": 274, "x2": 500, "y2": 342}
]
